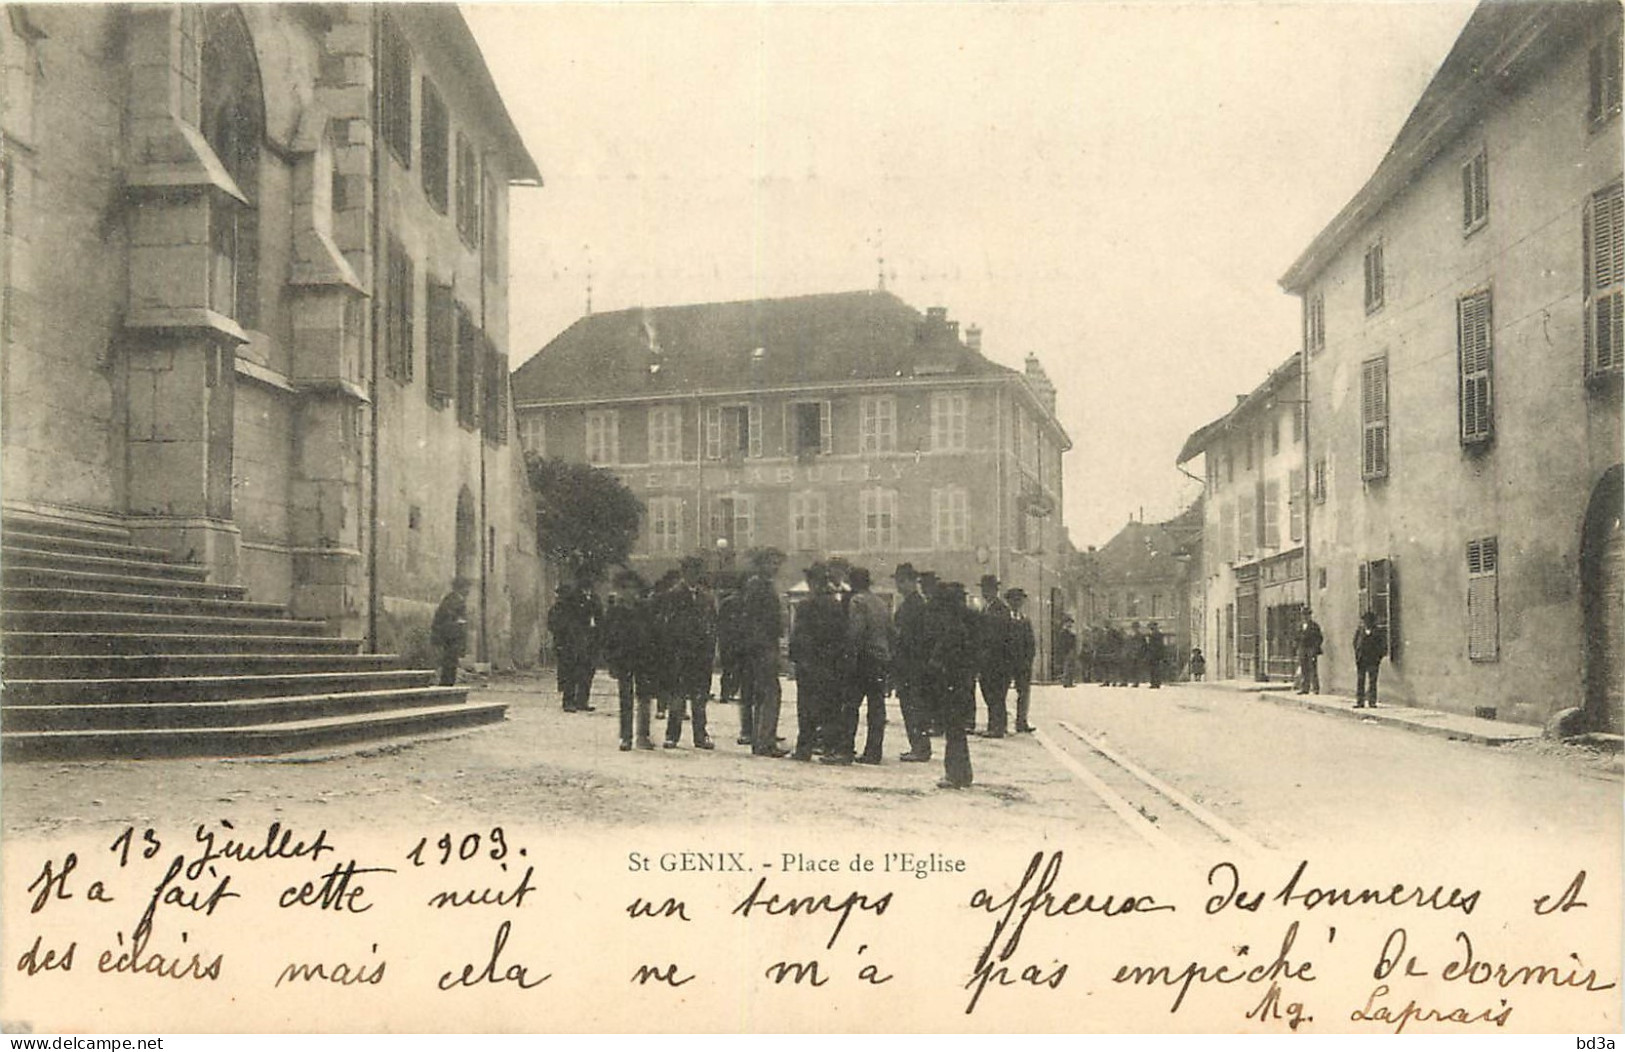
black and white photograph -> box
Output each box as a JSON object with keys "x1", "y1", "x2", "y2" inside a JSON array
[{"x1": 0, "y1": 0, "x2": 1620, "y2": 1036}]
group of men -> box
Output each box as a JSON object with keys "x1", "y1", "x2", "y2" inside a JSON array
[
  {"x1": 539, "y1": 551, "x2": 1039, "y2": 792},
  {"x1": 1070, "y1": 620, "x2": 1171, "y2": 688}
]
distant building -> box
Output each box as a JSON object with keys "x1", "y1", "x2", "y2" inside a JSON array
[
  {"x1": 1, "y1": 5, "x2": 544, "y2": 667},
  {"x1": 511, "y1": 290, "x2": 1074, "y2": 676},
  {"x1": 1077, "y1": 505, "x2": 1203, "y2": 677},
  {"x1": 1278, "y1": 1, "x2": 1623, "y2": 728},
  {"x1": 1177, "y1": 355, "x2": 1307, "y2": 682}
]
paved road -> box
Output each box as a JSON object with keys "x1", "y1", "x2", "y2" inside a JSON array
[{"x1": 5, "y1": 675, "x2": 1617, "y2": 859}]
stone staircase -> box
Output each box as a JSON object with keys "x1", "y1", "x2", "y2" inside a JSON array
[{"x1": 1, "y1": 508, "x2": 506, "y2": 759}]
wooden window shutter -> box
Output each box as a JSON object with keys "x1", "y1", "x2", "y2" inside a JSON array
[
  {"x1": 1457, "y1": 290, "x2": 1493, "y2": 444},
  {"x1": 1466, "y1": 538, "x2": 1498, "y2": 661},
  {"x1": 704, "y1": 406, "x2": 721, "y2": 460},
  {"x1": 748, "y1": 404, "x2": 763, "y2": 458},
  {"x1": 819, "y1": 401, "x2": 833, "y2": 455},
  {"x1": 1587, "y1": 182, "x2": 1625, "y2": 376},
  {"x1": 1361, "y1": 357, "x2": 1389, "y2": 479}
]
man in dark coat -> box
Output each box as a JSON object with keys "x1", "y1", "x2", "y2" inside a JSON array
[
  {"x1": 839, "y1": 566, "x2": 891, "y2": 764},
  {"x1": 788, "y1": 563, "x2": 846, "y2": 761},
  {"x1": 1007, "y1": 589, "x2": 1038, "y2": 731},
  {"x1": 1057, "y1": 615, "x2": 1079, "y2": 688},
  {"x1": 660, "y1": 556, "x2": 716, "y2": 749},
  {"x1": 740, "y1": 549, "x2": 787, "y2": 757},
  {"x1": 429, "y1": 577, "x2": 471, "y2": 687},
  {"x1": 601, "y1": 570, "x2": 654, "y2": 751},
  {"x1": 717, "y1": 586, "x2": 745, "y2": 707},
  {"x1": 891, "y1": 563, "x2": 932, "y2": 761},
  {"x1": 929, "y1": 581, "x2": 977, "y2": 788},
  {"x1": 548, "y1": 580, "x2": 601, "y2": 712},
  {"x1": 1125, "y1": 621, "x2": 1145, "y2": 687},
  {"x1": 1353, "y1": 610, "x2": 1387, "y2": 709},
  {"x1": 1145, "y1": 621, "x2": 1167, "y2": 689},
  {"x1": 975, "y1": 574, "x2": 1013, "y2": 737},
  {"x1": 1296, "y1": 609, "x2": 1324, "y2": 695}
]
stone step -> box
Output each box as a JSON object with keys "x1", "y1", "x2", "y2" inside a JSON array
[
  {"x1": 3, "y1": 632, "x2": 363, "y2": 657},
  {"x1": 1, "y1": 529, "x2": 172, "y2": 564},
  {"x1": 4, "y1": 608, "x2": 330, "y2": 638},
  {"x1": 3, "y1": 669, "x2": 438, "y2": 706},
  {"x1": 0, "y1": 701, "x2": 508, "y2": 760},
  {"x1": 4, "y1": 686, "x2": 471, "y2": 732},
  {"x1": 2, "y1": 545, "x2": 211, "y2": 581},
  {"x1": 1, "y1": 509, "x2": 133, "y2": 546},
  {"x1": 3, "y1": 587, "x2": 289, "y2": 619},
  {"x1": 2, "y1": 566, "x2": 248, "y2": 600},
  {"x1": 4, "y1": 652, "x2": 406, "y2": 679}
]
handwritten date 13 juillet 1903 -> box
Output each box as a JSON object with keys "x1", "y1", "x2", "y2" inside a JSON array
[{"x1": 8, "y1": 819, "x2": 1618, "y2": 1033}]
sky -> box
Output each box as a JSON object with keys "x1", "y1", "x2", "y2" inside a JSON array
[{"x1": 466, "y1": 0, "x2": 1477, "y2": 549}]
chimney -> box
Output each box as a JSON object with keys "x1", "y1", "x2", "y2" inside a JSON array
[
  {"x1": 1024, "y1": 352, "x2": 1058, "y2": 414},
  {"x1": 947, "y1": 320, "x2": 959, "y2": 341},
  {"x1": 925, "y1": 306, "x2": 948, "y2": 326},
  {"x1": 965, "y1": 325, "x2": 982, "y2": 353}
]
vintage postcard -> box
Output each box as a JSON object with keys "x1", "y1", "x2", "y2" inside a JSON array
[{"x1": 0, "y1": 0, "x2": 1620, "y2": 1037}]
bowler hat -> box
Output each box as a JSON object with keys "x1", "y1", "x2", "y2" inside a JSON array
[
  {"x1": 892, "y1": 562, "x2": 918, "y2": 580},
  {"x1": 979, "y1": 574, "x2": 1000, "y2": 589},
  {"x1": 1005, "y1": 587, "x2": 1027, "y2": 601}
]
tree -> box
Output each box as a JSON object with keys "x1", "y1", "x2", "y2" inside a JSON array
[{"x1": 526, "y1": 454, "x2": 643, "y2": 579}]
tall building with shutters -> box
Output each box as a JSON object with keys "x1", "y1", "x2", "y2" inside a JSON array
[
  {"x1": 1177, "y1": 354, "x2": 1306, "y2": 683},
  {"x1": 1276, "y1": 0, "x2": 1623, "y2": 729},
  {"x1": 510, "y1": 290, "x2": 1075, "y2": 678},
  {"x1": 1, "y1": 5, "x2": 545, "y2": 669}
]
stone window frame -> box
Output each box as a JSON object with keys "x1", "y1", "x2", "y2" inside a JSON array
[
  {"x1": 789, "y1": 490, "x2": 827, "y2": 552},
  {"x1": 420, "y1": 76, "x2": 450, "y2": 215},
  {"x1": 930, "y1": 391, "x2": 968, "y2": 452},
  {"x1": 648, "y1": 404, "x2": 683, "y2": 464},
  {"x1": 859, "y1": 487, "x2": 898, "y2": 552},
  {"x1": 858, "y1": 395, "x2": 896, "y2": 455}
]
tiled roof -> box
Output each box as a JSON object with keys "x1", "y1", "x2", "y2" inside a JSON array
[
  {"x1": 1176, "y1": 352, "x2": 1301, "y2": 465},
  {"x1": 511, "y1": 290, "x2": 1016, "y2": 404},
  {"x1": 1092, "y1": 508, "x2": 1200, "y2": 584}
]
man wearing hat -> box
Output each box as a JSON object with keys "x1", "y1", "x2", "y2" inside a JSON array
[
  {"x1": 1353, "y1": 609, "x2": 1387, "y2": 708},
  {"x1": 839, "y1": 566, "x2": 891, "y2": 764},
  {"x1": 601, "y1": 569, "x2": 654, "y2": 750},
  {"x1": 430, "y1": 576, "x2": 471, "y2": 687},
  {"x1": 1296, "y1": 608, "x2": 1323, "y2": 695},
  {"x1": 1145, "y1": 620, "x2": 1167, "y2": 689},
  {"x1": 1007, "y1": 588, "x2": 1038, "y2": 732},
  {"x1": 891, "y1": 563, "x2": 932, "y2": 761},
  {"x1": 788, "y1": 562, "x2": 845, "y2": 761},
  {"x1": 660, "y1": 555, "x2": 716, "y2": 749},
  {"x1": 928, "y1": 581, "x2": 976, "y2": 788},
  {"x1": 975, "y1": 574, "x2": 1014, "y2": 737},
  {"x1": 548, "y1": 577, "x2": 601, "y2": 712},
  {"x1": 740, "y1": 548, "x2": 788, "y2": 757},
  {"x1": 1058, "y1": 614, "x2": 1079, "y2": 688}
]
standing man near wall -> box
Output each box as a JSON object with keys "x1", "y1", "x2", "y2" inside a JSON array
[
  {"x1": 662, "y1": 556, "x2": 716, "y2": 749},
  {"x1": 842, "y1": 566, "x2": 892, "y2": 764},
  {"x1": 547, "y1": 580, "x2": 600, "y2": 711},
  {"x1": 1353, "y1": 610, "x2": 1387, "y2": 709},
  {"x1": 430, "y1": 577, "x2": 471, "y2": 687},
  {"x1": 742, "y1": 549, "x2": 788, "y2": 758},
  {"x1": 931, "y1": 581, "x2": 977, "y2": 789},
  {"x1": 1007, "y1": 589, "x2": 1037, "y2": 731},
  {"x1": 892, "y1": 563, "x2": 932, "y2": 762},
  {"x1": 1296, "y1": 609, "x2": 1323, "y2": 695},
  {"x1": 975, "y1": 574, "x2": 1013, "y2": 737}
]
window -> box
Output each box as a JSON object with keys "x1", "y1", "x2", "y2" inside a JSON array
[
  {"x1": 859, "y1": 396, "x2": 896, "y2": 454},
  {"x1": 482, "y1": 341, "x2": 507, "y2": 445},
  {"x1": 1304, "y1": 291, "x2": 1325, "y2": 355},
  {"x1": 932, "y1": 486, "x2": 968, "y2": 549},
  {"x1": 1360, "y1": 356, "x2": 1389, "y2": 480},
  {"x1": 519, "y1": 414, "x2": 545, "y2": 456},
  {"x1": 1358, "y1": 557, "x2": 1398, "y2": 661},
  {"x1": 1262, "y1": 479, "x2": 1280, "y2": 549},
  {"x1": 425, "y1": 280, "x2": 453, "y2": 403},
  {"x1": 379, "y1": 16, "x2": 411, "y2": 167},
  {"x1": 201, "y1": 8, "x2": 262, "y2": 328},
  {"x1": 931, "y1": 392, "x2": 968, "y2": 451},
  {"x1": 385, "y1": 240, "x2": 415, "y2": 383},
  {"x1": 1270, "y1": 416, "x2": 1281, "y2": 457},
  {"x1": 1289, "y1": 467, "x2": 1305, "y2": 543},
  {"x1": 704, "y1": 404, "x2": 761, "y2": 459},
  {"x1": 1363, "y1": 241, "x2": 1385, "y2": 314},
  {"x1": 789, "y1": 491, "x2": 827, "y2": 551},
  {"x1": 1462, "y1": 149, "x2": 1489, "y2": 232},
  {"x1": 455, "y1": 305, "x2": 480, "y2": 430},
  {"x1": 710, "y1": 495, "x2": 754, "y2": 550},
  {"x1": 1466, "y1": 536, "x2": 1499, "y2": 662},
  {"x1": 420, "y1": 78, "x2": 449, "y2": 213},
  {"x1": 1590, "y1": 25, "x2": 1622, "y2": 126},
  {"x1": 792, "y1": 401, "x2": 832, "y2": 456},
  {"x1": 1457, "y1": 288, "x2": 1494, "y2": 445},
  {"x1": 1585, "y1": 180, "x2": 1624, "y2": 377},
  {"x1": 1127, "y1": 594, "x2": 1141, "y2": 617},
  {"x1": 1151, "y1": 594, "x2": 1161, "y2": 618},
  {"x1": 1021, "y1": 412, "x2": 1038, "y2": 474},
  {"x1": 455, "y1": 133, "x2": 480, "y2": 246},
  {"x1": 585, "y1": 410, "x2": 619, "y2": 465},
  {"x1": 648, "y1": 496, "x2": 683, "y2": 554},
  {"x1": 1312, "y1": 457, "x2": 1328, "y2": 503},
  {"x1": 648, "y1": 406, "x2": 682, "y2": 464},
  {"x1": 860, "y1": 488, "x2": 898, "y2": 552}
]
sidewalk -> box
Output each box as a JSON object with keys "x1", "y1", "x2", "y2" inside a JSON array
[{"x1": 1200, "y1": 677, "x2": 1545, "y2": 746}]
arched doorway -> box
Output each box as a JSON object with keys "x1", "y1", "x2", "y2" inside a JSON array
[{"x1": 1581, "y1": 464, "x2": 1624, "y2": 734}]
